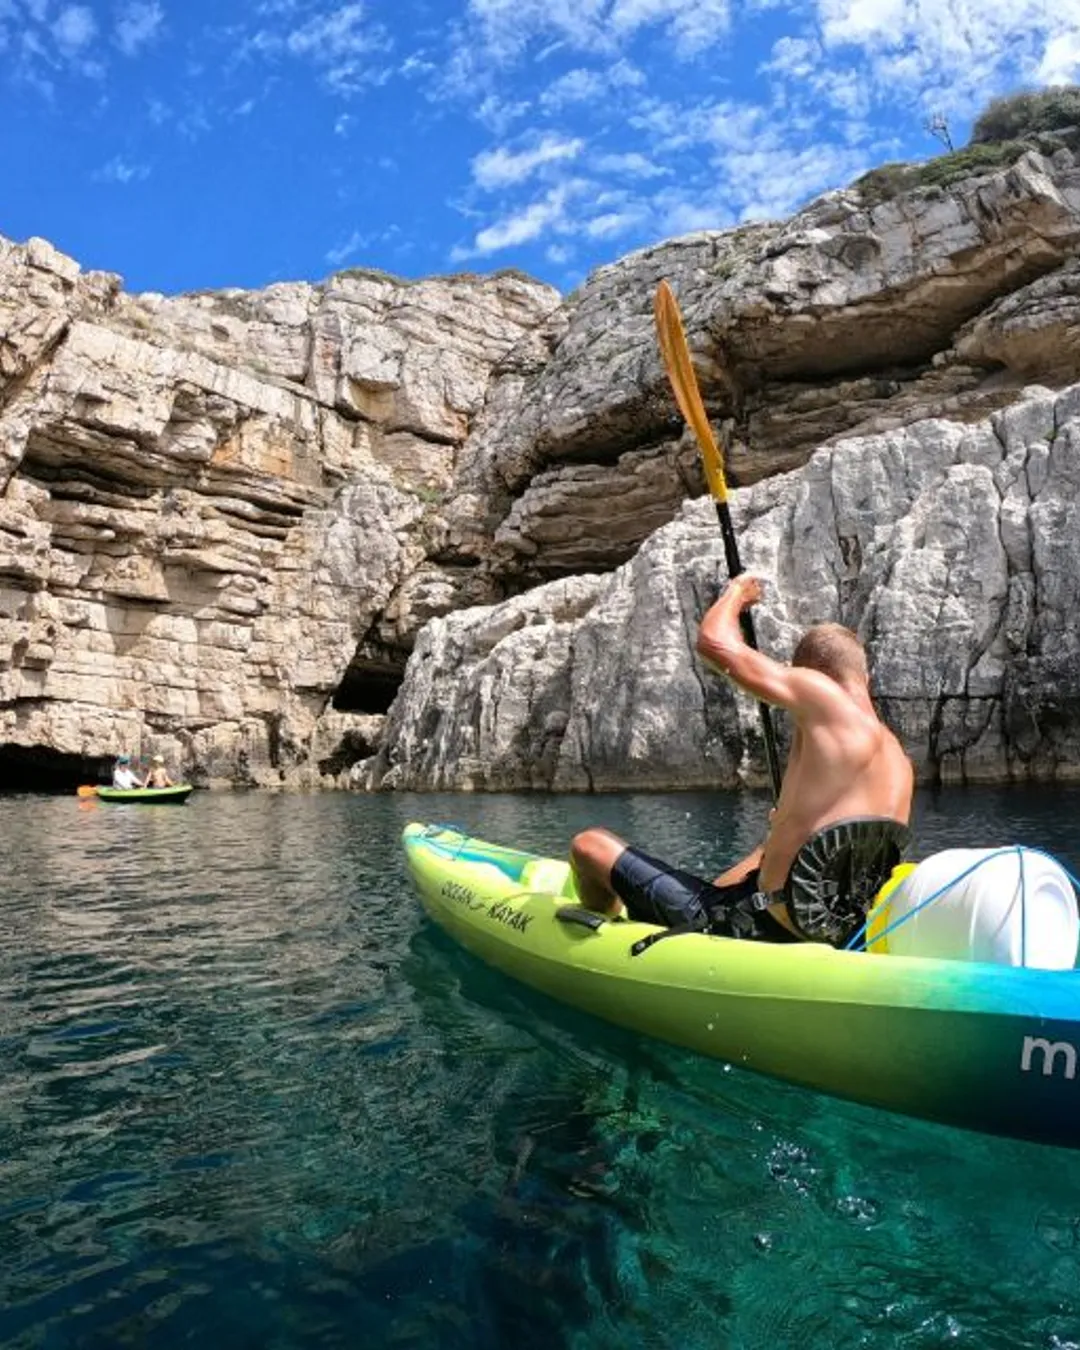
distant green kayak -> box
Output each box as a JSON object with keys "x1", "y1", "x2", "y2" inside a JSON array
[{"x1": 94, "y1": 785, "x2": 194, "y2": 804}]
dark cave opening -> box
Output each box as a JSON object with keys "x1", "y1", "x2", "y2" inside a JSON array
[
  {"x1": 331, "y1": 660, "x2": 404, "y2": 715},
  {"x1": 0, "y1": 744, "x2": 112, "y2": 795}
]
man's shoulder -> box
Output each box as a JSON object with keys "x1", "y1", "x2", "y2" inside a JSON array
[{"x1": 791, "y1": 670, "x2": 872, "y2": 720}]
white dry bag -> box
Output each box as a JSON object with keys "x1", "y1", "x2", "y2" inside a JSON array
[{"x1": 875, "y1": 847, "x2": 1078, "y2": 969}]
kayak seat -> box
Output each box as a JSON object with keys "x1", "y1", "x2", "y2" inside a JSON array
[{"x1": 776, "y1": 816, "x2": 912, "y2": 946}]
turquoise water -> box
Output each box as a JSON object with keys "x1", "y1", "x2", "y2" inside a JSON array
[{"x1": 1, "y1": 786, "x2": 1080, "y2": 1348}]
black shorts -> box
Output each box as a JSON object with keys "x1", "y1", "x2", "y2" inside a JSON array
[{"x1": 610, "y1": 847, "x2": 800, "y2": 944}]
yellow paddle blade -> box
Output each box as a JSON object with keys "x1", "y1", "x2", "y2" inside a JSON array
[
  {"x1": 76, "y1": 785, "x2": 99, "y2": 797},
  {"x1": 654, "y1": 280, "x2": 728, "y2": 504}
]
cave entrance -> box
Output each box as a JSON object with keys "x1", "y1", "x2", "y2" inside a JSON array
[
  {"x1": 332, "y1": 656, "x2": 404, "y2": 715},
  {"x1": 0, "y1": 745, "x2": 111, "y2": 795}
]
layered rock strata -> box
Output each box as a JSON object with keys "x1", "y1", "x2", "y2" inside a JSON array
[
  {"x1": 0, "y1": 237, "x2": 559, "y2": 784},
  {"x1": 362, "y1": 383, "x2": 1080, "y2": 790},
  {"x1": 3, "y1": 132, "x2": 1080, "y2": 787}
]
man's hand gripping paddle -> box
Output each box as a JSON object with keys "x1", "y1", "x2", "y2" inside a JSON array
[{"x1": 653, "y1": 279, "x2": 782, "y2": 800}]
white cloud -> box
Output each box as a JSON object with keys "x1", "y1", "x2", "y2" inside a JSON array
[
  {"x1": 627, "y1": 95, "x2": 716, "y2": 150},
  {"x1": 463, "y1": 0, "x2": 733, "y2": 65},
  {"x1": 474, "y1": 92, "x2": 531, "y2": 132},
  {"x1": 813, "y1": 0, "x2": 1080, "y2": 109},
  {"x1": 601, "y1": 84, "x2": 890, "y2": 243},
  {"x1": 114, "y1": 1, "x2": 163, "y2": 56},
  {"x1": 736, "y1": 143, "x2": 870, "y2": 218},
  {"x1": 473, "y1": 196, "x2": 564, "y2": 250},
  {"x1": 594, "y1": 150, "x2": 668, "y2": 178},
  {"x1": 287, "y1": 3, "x2": 371, "y2": 59},
  {"x1": 472, "y1": 134, "x2": 584, "y2": 189},
  {"x1": 812, "y1": 67, "x2": 871, "y2": 118},
  {"x1": 1038, "y1": 31, "x2": 1080, "y2": 85},
  {"x1": 539, "y1": 58, "x2": 643, "y2": 109},
  {"x1": 609, "y1": 0, "x2": 732, "y2": 56},
  {"x1": 325, "y1": 229, "x2": 366, "y2": 264},
  {"x1": 93, "y1": 156, "x2": 150, "y2": 183},
  {"x1": 540, "y1": 67, "x2": 605, "y2": 107},
  {"x1": 52, "y1": 4, "x2": 95, "y2": 51},
  {"x1": 763, "y1": 35, "x2": 821, "y2": 79},
  {"x1": 400, "y1": 52, "x2": 435, "y2": 77},
  {"x1": 245, "y1": 1, "x2": 393, "y2": 92},
  {"x1": 454, "y1": 169, "x2": 648, "y2": 258},
  {"x1": 584, "y1": 207, "x2": 643, "y2": 237},
  {"x1": 454, "y1": 181, "x2": 583, "y2": 257},
  {"x1": 655, "y1": 188, "x2": 736, "y2": 235},
  {"x1": 817, "y1": 0, "x2": 907, "y2": 48},
  {"x1": 465, "y1": 0, "x2": 608, "y2": 63}
]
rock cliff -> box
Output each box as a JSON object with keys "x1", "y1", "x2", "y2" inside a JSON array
[
  {"x1": 363, "y1": 385, "x2": 1080, "y2": 789},
  {"x1": 3, "y1": 131, "x2": 1080, "y2": 789}
]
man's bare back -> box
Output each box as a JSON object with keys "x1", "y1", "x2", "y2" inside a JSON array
[
  {"x1": 757, "y1": 700, "x2": 913, "y2": 893},
  {"x1": 570, "y1": 574, "x2": 914, "y2": 944},
  {"x1": 699, "y1": 576, "x2": 913, "y2": 932}
]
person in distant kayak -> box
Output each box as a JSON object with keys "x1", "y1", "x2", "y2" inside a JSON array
[
  {"x1": 142, "y1": 754, "x2": 174, "y2": 789},
  {"x1": 112, "y1": 755, "x2": 141, "y2": 790},
  {"x1": 570, "y1": 574, "x2": 915, "y2": 947}
]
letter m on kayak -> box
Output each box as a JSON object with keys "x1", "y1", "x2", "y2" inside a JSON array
[{"x1": 1021, "y1": 1035, "x2": 1078, "y2": 1079}]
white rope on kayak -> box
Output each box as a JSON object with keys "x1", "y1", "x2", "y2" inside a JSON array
[{"x1": 846, "y1": 845, "x2": 1080, "y2": 959}]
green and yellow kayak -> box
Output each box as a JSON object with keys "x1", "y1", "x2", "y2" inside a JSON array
[
  {"x1": 403, "y1": 822, "x2": 1080, "y2": 1150},
  {"x1": 94, "y1": 785, "x2": 194, "y2": 804}
]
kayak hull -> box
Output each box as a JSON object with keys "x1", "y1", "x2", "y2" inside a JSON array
[
  {"x1": 403, "y1": 822, "x2": 1080, "y2": 1150},
  {"x1": 94, "y1": 785, "x2": 194, "y2": 804}
]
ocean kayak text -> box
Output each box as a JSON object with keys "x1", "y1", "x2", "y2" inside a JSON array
[{"x1": 440, "y1": 881, "x2": 533, "y2": 934}]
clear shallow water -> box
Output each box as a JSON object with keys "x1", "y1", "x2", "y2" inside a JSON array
[{"x1": 1, "y1": 786, "x2": 1079, "y2": 1349}]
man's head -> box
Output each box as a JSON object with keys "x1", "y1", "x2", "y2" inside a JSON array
[
  {"x1": 152, "y1": 754, "x2": 165, "y2": 765},
  {"x1": 792, "y1": 622, "x2": 868, "y2": 687},
  {"x1": 117, "y1": 754, "x2": 130, "y2": 765}
]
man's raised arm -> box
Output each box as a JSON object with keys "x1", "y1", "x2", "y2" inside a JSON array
[{"x1": 696, "y1": 576, "x2": 840, "y2": 717}]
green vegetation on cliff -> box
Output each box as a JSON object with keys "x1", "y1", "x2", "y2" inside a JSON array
[
  {"x1": 971, "y1": 87, "x2": 1080, "y2": 144},
  {"x1": 855, "y1": 86, "x2": 1080, "y2": 207}
]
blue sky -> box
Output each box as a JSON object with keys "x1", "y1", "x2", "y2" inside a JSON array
[{"x1": 2, "y1": 0, "x2": 1078, "y2": 297}]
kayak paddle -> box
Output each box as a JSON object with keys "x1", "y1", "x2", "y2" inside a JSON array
[
  {"x1": 76, "y1": 785, "x2": 100, "y2": 797},
  {"x1": 653, "y1": 278, "x2": 782, "y2": 800}
]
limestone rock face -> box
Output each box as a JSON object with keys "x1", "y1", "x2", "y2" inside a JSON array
[
  {"x1": 6, "y1": 132, "x2": 1080, "y2": 789},
  {"x1": 454, "y1": 139, "x2": 1080, "y2": 583},
  {"x1": 0, "y1": 238, "x2": 559, "y2": 785},
  {"x1": 361, "y1": 382, "x2": 1080, "y2": 790}
]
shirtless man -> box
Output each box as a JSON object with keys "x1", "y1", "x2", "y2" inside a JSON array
[{"x1": 570, "y1": 574, "x2": 914, "y2": 944}]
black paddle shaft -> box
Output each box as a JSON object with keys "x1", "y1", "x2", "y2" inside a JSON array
[{"x1": 714, "y1": 499, "x2": 783, "y2": 800}]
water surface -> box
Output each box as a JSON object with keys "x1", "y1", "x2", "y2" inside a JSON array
[{"x1": 1, "y1": 786, "x2": 1079, "y2": 1348}]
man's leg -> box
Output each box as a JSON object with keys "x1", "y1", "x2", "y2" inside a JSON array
[
  {"x1": 569, "y1": 828, "x2": 629, "y2": 914},
  {"x1": 711, "y1": 842, "x2": 764, "y2": 888}
]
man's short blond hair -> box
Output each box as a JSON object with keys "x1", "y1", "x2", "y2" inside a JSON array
[{"x1": 791, "y1": 622, "x2": 868, "y2": 685}]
